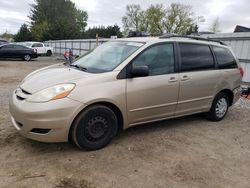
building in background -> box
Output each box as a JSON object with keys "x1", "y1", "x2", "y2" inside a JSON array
[
  {"x1": 0, "y1": 39, "x2": 7, "y2": 45},
  {"x1": 200, "y1": 26, "x2": 250, "y2": 85}
]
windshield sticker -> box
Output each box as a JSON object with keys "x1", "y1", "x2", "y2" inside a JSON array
[{"x1": 126, "y1": 42, "x2": 143, "y2": 47}]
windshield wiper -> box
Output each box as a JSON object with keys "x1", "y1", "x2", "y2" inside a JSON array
[{"x1": 69, "y1": 64, "x2": 88, "y2": 72}]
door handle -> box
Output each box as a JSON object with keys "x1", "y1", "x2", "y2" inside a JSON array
[
  {"x1": 181, "y1": 75, "x2": 190, "y2": 81},
  {"x1": 168, "y1": 77, "x2": 178, "y2": 83}
]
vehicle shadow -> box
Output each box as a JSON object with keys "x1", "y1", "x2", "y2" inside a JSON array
[{"x1": 117, "y1": 114, "x2": 204, "y2": 139}]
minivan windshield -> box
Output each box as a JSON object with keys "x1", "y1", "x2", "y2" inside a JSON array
[{"x1": 72, "y1": 41, "x2": 143, "y2": 73}]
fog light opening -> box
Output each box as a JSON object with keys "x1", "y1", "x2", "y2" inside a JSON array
[{"x1": 30, "y1": 128, "x2": 51, "y2": 134}]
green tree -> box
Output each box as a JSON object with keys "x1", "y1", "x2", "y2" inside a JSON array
[
  {"x1": 186, "y1": 25, "x2": 199, "y2": 35},
  {"x1": 209, "y1": 17, "x2": 220, "y2": 33},
  {"x1": 14, "y1": 24, "x2": 33, "y2": 42},
  {"x1": 31, "y1": 21, "x2": 49, "y2": 41},
  {"x1": 122, "y1": 3, "x2": 203, "y2": 36},
  {"x1": 122, "y1": 4, "x2": 143, "y2": 35},
  {"x1": 29, "y1": 0, "x2": 88, "y2": 41},
  {"x1": 105, "y1": 25, "x2": 123, "y2": 38},
  {"x1": 164, "y1": 3, "x2": 196, "y2": 35},
  {"x1": 84, "y1": 25, "x2": 123, "y2": 39},
  {"x1": 146, "y1": 4, "x2": 165, "y2": 36},
  {"x1": 75, "y1": 9, "x2": 88, "y2": 32},
  {"x1": 138, "y1": 11, "x2": 149, "y2": 33},
  {"x1": 0, "y1": 32, "x2": 14, "y2": 40}
]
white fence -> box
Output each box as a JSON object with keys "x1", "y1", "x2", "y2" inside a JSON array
[
  {"x1": 202, "y1": 32, "x2": 250, "y2": 60},
  {"x1": 240, "y1": 62, "x2": 250, "y2": 84},
  {"x1": 44, "y1": 39, "x2": 110, "y2": 56}
]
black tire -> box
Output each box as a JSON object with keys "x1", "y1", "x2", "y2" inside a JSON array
[
  {"x1": 46, "y1": 50, "x2": 52, "y2": 56},
  {"x1": 23, "y1": 54, "x2": 31, "y2": 61},
  {"x1": 206, "y1": 92, "x2": 229, "y2": 121},
  {"x1": 71, "y1": 105, "x2": 118, "y2": 150}
]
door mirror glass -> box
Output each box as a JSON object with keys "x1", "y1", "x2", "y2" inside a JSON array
[{"x1": 131, "y1": 65, "x2": 149, "y2": 78}]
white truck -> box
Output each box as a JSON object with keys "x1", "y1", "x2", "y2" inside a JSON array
[{"x1": 22, "y1": 42, "x2": 53, "y2": 56}]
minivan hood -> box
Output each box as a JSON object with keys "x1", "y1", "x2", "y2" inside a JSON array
[{"x1": 20, "y1": 64, "x2": 93, "y2": 93}]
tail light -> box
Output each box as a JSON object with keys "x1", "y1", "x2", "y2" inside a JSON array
[{"x1": 239, "y1": 67, "x2": 244, "y2": 77}]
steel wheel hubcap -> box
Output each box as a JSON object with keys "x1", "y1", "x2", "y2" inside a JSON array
[
  {"x1": 215, "y1": 98, "x2": 228, "y2": 118},
  {"x1": 84, "y1": 116, "x2": 108, "y2": 141}
]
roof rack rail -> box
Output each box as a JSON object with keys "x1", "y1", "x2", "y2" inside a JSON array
[{"x1": 159, "y1": 34, "x2": 227, "y2": 45}]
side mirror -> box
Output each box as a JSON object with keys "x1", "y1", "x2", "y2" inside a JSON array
[{"x1": 131, "y1": 65, "x2": 149, "y2": 78}]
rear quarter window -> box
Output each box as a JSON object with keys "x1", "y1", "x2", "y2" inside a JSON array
[
  {"x1": 179, "y1": 43, "x2": 215, "y2": 72},
  {"x1": 212, "y1": 46, "x2": 238, "y2": 69}
]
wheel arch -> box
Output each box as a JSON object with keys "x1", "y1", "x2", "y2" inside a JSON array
[
  {"x1": 218, "y1": 89, "x2": 234, "y2": 106},
  {"x1": 46, "y1": 50, "x2": 52, "y2": 56},
  {"x1": 68, "y1": 101, "x2": 124, "y2": 141}
]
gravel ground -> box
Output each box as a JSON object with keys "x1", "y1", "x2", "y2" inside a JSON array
[{"x1": 0, "y1": 57, "x2": 250, "y2": 188}]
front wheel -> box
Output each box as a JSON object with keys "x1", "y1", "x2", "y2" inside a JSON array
[
  {"x1": 23, "y1": 54, "x2": 31, "y2": 61},
  {"x1": 206, "y1": 92, "x2": 229, "y2": 121},
  {"x1": 71, "y1": 105, "x2": 118, "y2": 150}
]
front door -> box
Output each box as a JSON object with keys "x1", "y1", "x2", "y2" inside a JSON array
[
  {"x1": 32, "y1": 43, "x2": 44, "y2": 54},
  {"x1": 126, "y1": 43, "x2": 179, "y2": 125}
]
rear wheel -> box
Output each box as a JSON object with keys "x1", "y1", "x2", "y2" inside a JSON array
[
  {"x1": 46, "y1": 50, "x2": 52, "y2": 56},
  {"x1": 23, "y1": 54, "x2": 31, "y2": 61},
  {"x1": 206, "y1": 92, "x2": 229, "y2": 121},
  {"x1": 71, "y1": 105, "x2": 118, "y2": 150}
]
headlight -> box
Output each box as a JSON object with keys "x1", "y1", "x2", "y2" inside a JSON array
[{"x1": 26, "y1": 84, "x2": 75, "y2": 103}]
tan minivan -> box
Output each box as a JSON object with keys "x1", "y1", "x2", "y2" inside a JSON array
[{"x1": 9, "y1": 35, "x2": 243, "y2": 150}]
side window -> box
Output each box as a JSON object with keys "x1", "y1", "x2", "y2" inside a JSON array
[
  {"x1": 32, "y1": 43, "x2": 42, "y2": 47},
  {"x1": 179, "y1": 43, "x2": 214, "y2": 72},
  {"x1": 37, "y1": 43, "x2": 43, "y2": 47},
  {"x1": 1, "y1": 45, "x2": 14, "y2": 50},
  {"x1": 13, "y1": 45, "x2": 25, "y2": 50},
  {"x1": 213, "y1": 46, "x2": 237, "y2": 69},
  {"x1": 132, "y1": 43, "x2": 175, "y2": 76}
]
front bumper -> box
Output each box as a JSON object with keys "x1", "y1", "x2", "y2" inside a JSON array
[{"x1": 9, "y1": 92, "x2": 84, "y2": 143}]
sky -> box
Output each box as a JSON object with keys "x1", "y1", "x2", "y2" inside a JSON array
[{"x1": 0, "y1": 0, "x2": 250, "y2": 34}]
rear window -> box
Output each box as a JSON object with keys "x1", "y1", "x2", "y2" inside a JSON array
[
  {"x1": 213, "y1": 46, "x2": 237, "y2": 69},
  {"x1": 179, "y1": 43, "x2": 214, "y2": 72}
]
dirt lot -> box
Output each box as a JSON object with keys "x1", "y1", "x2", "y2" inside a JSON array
[{"x1": 0, "y1": 57, "x2": 250, "y2": 188}]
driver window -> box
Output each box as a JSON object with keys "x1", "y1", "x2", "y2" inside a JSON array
[
  {"x1": 37, "y1": 43, "x2": 43, "y2": 47},
  {"x1": 132, "y1": 43, "x2": 175, "y2": 76}
]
